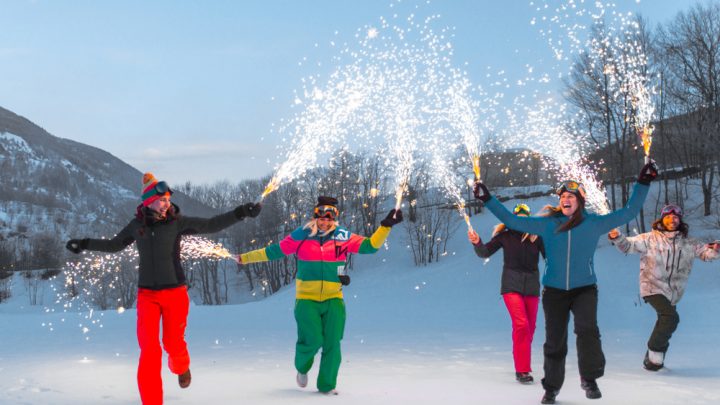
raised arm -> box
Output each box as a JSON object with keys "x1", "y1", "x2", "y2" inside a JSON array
[
  {"x1": 469, "y1": 230, "x2": 502, "y2": 258},
  {"x1": 595, "y1": 182, "x2": 650, "y2": 232},
  {"x1": 473, "y1": 181, "x2": 547, "y2": 235},
  {"x1": 343, "y1": 209, "x2": 403, "y2": 255}
]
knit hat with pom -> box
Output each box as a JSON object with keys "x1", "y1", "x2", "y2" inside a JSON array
[{"x1": 141, "y1": 172, "x2": 172, "y2": 207}]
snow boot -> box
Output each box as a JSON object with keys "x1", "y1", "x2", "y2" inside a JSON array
[
  {"x1": 580, "y1": 378, "x2": 602, "y2": 399},
  {"x1": 516, "y1": 372, "x2": 534, "y2": 383},
  {"x1": 296, "y1": 372, "x2": 308, "y2": 388},
  {"x1": 540, "y1": 389, "x2": 558, "y2": 404},
  {"x1": 643, "y1": 350, "x2": 664, "y2": 371},
  {"x1": 178, "y1": 369, "x2": 191, "y2": 389}
]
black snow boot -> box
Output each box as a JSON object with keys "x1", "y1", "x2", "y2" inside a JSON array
[
  {"x1": 540, "y1": 389, "x2": 558, "y2": 404},
  {"x1": 580, "y1": 378, "x2": 602, "y2": 399},
  {"x1": 516, "y1": 372, "x2": 534, "y2": 383}
]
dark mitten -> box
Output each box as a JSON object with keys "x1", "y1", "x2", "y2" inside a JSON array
[
  {"x1": 380, "y1": 209, "x2": 404, "y2": 227},
  {"x1": 638, "y1": 160, "x2": 658, "y2": 185},
  {"x1": 473, "y1": 182, "x2": 491, "y2": 202},
  {"x1": 339, "y1": 275, "x2": 351, "y2": 286},
  {"x1": 65, "y1": 238, "x2": 88, "y2": 254},
  {"x1": 235, "y1": 202, "x2": 262, "y2": 219}
]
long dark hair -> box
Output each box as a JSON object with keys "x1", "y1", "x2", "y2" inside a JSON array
[
  {"x1": 540, "y1": 198, "x2": 586, "y2": 233},
  {"x1": 652, "y1": 217, "x2": 689, "y2": 238}
]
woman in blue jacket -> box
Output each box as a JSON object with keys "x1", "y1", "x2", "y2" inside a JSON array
[{"x1": 473, "y1": 161, "x2": 657, "y2": 404}]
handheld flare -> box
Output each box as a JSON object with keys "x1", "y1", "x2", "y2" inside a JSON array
[{"x1": 472, "y1": 154, "x2": 481, "y2": 181}]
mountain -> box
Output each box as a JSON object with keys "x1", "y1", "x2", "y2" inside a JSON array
[{"x1": 0, "y1": 105, "x2": 214, "y2": 268}]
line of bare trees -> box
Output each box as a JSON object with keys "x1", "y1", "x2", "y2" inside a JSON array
[{"x1": 566, "y1": 2, "x2": 720, "y2": 229}]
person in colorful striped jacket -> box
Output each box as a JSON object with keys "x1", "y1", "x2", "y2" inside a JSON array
[{"x1": 236, "y1": 196, "x2": 403, "y2": 395}]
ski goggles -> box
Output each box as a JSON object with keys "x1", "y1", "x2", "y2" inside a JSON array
[
  {"x1": 660, "y1": 204, "x2": 683, "y2": 218},
  {"x1": 314, "y1": 205, "x2": 339, "y2": 219},
  {"x1": 513, "y1": 203, "x2": 531, "y2": 215},
  {"x1": 141, "y1": 181, "x2": 173, "y2": 201},
  {"x1": 556, "y1": 180, "x2": 586, "y2": 199}
]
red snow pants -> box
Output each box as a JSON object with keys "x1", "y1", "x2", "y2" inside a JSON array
[
  {"x1": 503, "y1": 292, "x2": 539, "y2": 373},
  {"x1": 136, "y1": 286, "x2": 190, "y2": 405}
]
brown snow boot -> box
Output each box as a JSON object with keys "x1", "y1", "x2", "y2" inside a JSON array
[{"x1": 179, "y1": 369, "x2": 191, "y2": 388}]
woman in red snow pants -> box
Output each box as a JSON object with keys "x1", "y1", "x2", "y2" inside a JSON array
[
  {"x1": 66, "y1": 173, "x2": 262, "y2": 404},
  {"x1": 468, "y1": 203, "x2": 545, "y2": 384}
]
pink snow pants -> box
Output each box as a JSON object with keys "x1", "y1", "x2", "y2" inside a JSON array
[
  {"x1": 136, "y1": 286, "x2": 190, "y2": 405},
  {"x1": 503, "y1": 292, "x2": 539, "y2": 373}
]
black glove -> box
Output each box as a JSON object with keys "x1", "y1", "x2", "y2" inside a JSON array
[
  {"x1": 380, "y1": 209, "x2": 403, "y2": 227},
  {"x1": 638, "y1": 160, "x2": 658, "y2": 185},
  {"x1": 339, "y1": 275, "x2": 351, "y2": 286},
  {"x1": 473, "y1": 182, "x2": 491, "y2": 202},
  {"x1": 65, "y1": 238, "x2": 88, "y2": 254},
  {"x1": 234, "y1": 202, "x2": 262, "y2": 219}
]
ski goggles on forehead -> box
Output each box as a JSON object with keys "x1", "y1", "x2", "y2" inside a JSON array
[
  {"x1": 556, "y1": 180, "x2": 586, "y2": 199},
  {"x1": 314, "y1": 205, "x2": 339, "y2": 219},
  {"x1": 513, "y1": 204, "x2": 531, "y2": 215},
  {"x1": 661, "y1": 204, "x2": 683, "y2": 218},
  {"x1": 141, "y1": 181, "x2": 173, "y2": 200}
]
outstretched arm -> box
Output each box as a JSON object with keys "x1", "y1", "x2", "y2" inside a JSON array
[
  {"x1": 694, "y1": 240, "x2": 720, "y2": 262},
  {"x1": 181, "y1": 203, "x2": 262, "y2": 235},
  {"x1": 595, "y1": 182, "x2": 650, "y2": 232},
  {"x1": 608, "y1": 230, "x2": 649, "y2": 254},
  {"x1": 238, "y1": 230, "x2": 300, "y2": 264},
  {"x1": 67, "y1": 222, "x2": 136, "y2": 254}
]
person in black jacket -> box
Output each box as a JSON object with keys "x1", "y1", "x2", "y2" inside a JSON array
[
  {"x1": 65, "y1": 172, "x2": 261, "y2": 405},
  {"x1": 468, "y1": 203, "x2": 545, "y2": 384}
]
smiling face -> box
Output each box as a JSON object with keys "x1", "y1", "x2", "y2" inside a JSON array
[
  {"x1": 148, "y1": 195, "x2": 171, "y2": 217},
  {"x1": 559, "y1": 192, "x2": 579, "y2": 217},
  {"x1": 662, "y1": 213, "x2": 680, "y2": 231},
  {"x1": 316, "y1": 217, "x2": 335, "y2": 232}
]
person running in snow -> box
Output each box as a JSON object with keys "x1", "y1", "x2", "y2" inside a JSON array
[
  {"x1": 235, "y1": 196, "x2": 403, "y2": 395},
  {"x1": 473, "y1": 161, "x2": 657, "y2": 404},
  {"x1": 468, "y1": 203, "x2": 545, "y2": 384},
  {"x1": 607, "y1": 204, "x2": 720, "y2": 371},
  {"x1": 65, "y1": 173, "x2": 261, "y2": 405}
]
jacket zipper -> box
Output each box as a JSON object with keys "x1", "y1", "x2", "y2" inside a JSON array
[
  {"x1": 668, "y1": 237, "x2": 677, "y2": 302},
  {"x1": 566, "y1": 229, "x2": 572, "y2": 290}
]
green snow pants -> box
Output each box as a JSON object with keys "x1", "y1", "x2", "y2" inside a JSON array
[{"x1": 294, "y1": 298, "x2": 346, "y2": 392}]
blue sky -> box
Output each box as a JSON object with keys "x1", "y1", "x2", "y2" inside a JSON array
[{"x1": 0, "y1": 0, "x2": 696, "y2": 184}]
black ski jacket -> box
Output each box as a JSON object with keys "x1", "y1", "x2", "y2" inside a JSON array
[
  {"x1": 473, "y1": 229, "x2": 545, "y2": 296},
  {"x1": 86, "y1": 204, "x2": 242, "y2": 290}
]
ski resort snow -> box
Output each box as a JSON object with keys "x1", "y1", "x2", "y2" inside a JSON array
[{"x1": 1, "y1": 187, "x2": 719, "y2": 405}]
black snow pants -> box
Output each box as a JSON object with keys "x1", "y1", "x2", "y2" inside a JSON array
[
  {"x1": 643, "y1": 294, "x2": 680, "y2": 353},
  {"x1": 541, "y1": 285, "x2": 605, "y2": 392}
]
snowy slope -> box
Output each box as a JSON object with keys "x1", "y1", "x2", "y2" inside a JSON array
[{"x1": 1, "y1": 186, "x2": 720, "y2": 404}]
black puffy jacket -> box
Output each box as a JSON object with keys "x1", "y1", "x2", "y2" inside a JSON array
[
  {"x1": 473, "y1": 229, "x2": 545, "y2": 296},
  {"x1": 86, "y1": 204, "x2": 242, "y2": 290}
]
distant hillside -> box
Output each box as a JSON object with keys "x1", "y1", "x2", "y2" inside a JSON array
[{"x1": 0, "y1": 105, "x2": 214, "y2": 269}]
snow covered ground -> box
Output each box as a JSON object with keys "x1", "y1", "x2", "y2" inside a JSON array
[{"x1": 2, "y1": 189, "x2": 720, "y2": 404}]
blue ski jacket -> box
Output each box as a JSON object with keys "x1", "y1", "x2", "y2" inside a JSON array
[{"x1": 484, "y1": 183, "x2": 650, "y2": 290}]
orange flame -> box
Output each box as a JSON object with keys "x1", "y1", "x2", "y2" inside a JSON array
[{"x1": 472, "y1": 154, "x2": 481, "y2": 180}]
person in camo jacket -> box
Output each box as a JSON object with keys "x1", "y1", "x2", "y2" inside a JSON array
[
  {"x1": 608, "y1": 204, "x2": 720, "y2": 371},
  {"x1": 468, "y1": 202, "x2": 545, "y2": 384},
  {"x1": 66, "y1": 172, "x2": 261, "y2": 405},
  {"x1": 236, "y1": 196, "x2": 403, "y2": 395}
]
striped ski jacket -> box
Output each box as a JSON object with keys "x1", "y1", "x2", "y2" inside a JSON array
[{"x1": 239, "y1": 225, "x2": 391, "y2": 301}]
